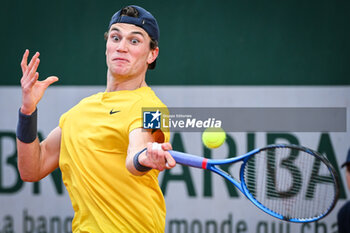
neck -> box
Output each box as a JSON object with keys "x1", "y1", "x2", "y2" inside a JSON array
[{"x1": 105, "y1": 70, "x2": 148, "y2": 92}]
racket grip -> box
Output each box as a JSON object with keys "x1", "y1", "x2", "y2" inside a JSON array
[{"x1": 169, "y1": 150, "x2": 207, "y2": 169}]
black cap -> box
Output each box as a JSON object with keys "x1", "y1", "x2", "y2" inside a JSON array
[
  {"x1": 341, "y1": 149, "x2": 350, "y2": 168},
  {"x1": 108, "y1": 5, "x2": 159, "y2": 43}
]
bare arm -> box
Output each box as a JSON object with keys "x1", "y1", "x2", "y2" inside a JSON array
[
  {"x1": 17, "y1": 127, "x2": 61, "y2": 182},
  {"x1": 126, "y1": 128, "x2": 176, "y2": 176},
  {"x1": 16, "y1": 49, "x2": 59, "y2": 182}
]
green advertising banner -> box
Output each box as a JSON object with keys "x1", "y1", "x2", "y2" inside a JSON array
[{"x1": 1, "y1": 0, "x2": 349, "y2": 86}]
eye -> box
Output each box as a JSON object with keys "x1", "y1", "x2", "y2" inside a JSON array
[
  {"x1": 130, "y1": 38, "x2": 140, "y2": 44},
  {"x1": 111, "y1": 35, "x2": 120, "y2": 41}
]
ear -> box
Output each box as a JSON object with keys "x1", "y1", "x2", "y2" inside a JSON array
[{"x1": 147, "y1": 47, "x2": 159, "y2": 65}]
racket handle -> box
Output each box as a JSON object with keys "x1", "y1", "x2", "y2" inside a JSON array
[{"x1": 169, "y1": 150, "x2": 208, "y2": 169}]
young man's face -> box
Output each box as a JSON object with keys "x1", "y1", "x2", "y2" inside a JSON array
[{"x1": 105, "y1": 23, "x2": 158, "y2": 79}]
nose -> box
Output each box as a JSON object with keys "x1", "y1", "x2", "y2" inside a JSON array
[{"x1": 116, "y1": 38, "x2": 128, "y2": 53}]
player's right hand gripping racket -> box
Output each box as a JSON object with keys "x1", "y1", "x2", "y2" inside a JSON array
[{"x1": 168, "y1": 144, "x2": 339, "y2": 223}]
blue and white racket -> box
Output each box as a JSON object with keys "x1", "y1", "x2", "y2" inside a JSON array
[{"x1": 169, "y1": 144, "x2": 339, "y2": 223}]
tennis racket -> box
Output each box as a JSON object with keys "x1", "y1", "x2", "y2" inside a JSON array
[{"x1": 168, "y1": 144, "x2": 339, "y2": 223}]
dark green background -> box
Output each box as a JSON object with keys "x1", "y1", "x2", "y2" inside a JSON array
[{"x1": 1, "y1": 0, "x2": 349, "y2": 86}]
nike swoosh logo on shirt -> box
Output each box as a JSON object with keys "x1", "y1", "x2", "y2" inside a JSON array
[{"x1": 110, "y1": 109, "x2": 120, "y2": 115}]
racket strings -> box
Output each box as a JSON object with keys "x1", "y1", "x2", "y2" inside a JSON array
[{"x1": 243, "y1": 147, "x2": 337, "y2": 220}]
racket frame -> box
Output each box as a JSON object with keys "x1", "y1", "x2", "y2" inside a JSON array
[{"x1": 169, "y1": 144, "x2": 340, "y2": 223}]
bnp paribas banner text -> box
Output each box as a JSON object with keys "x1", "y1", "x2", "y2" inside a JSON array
[{"x1": 0, "y1": 86, "x2": 349, "y2": 233}]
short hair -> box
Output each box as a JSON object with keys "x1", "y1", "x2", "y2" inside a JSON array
[{"x1": 105, "y1": 6, "x2": 158, "y2": 69}]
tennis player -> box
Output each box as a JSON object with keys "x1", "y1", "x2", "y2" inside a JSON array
[{"x1": 16, "y1": 5, "x2": 175, "y2": 232}]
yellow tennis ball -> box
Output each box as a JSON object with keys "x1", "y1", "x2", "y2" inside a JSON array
[{"x1": 202, "y1": 127, "x2": 226, "y2": 149}]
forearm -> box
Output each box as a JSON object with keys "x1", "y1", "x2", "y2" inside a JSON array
[
  {"x1": 17, "y1": 138, "x2": 43, "y2": 182},
  {"x1": 16, "y1": 107, "x2": 42, "y2": 181}
]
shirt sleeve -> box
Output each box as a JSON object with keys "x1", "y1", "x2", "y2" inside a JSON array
[
  {"x1": 59, "y1": 111, "x2": 69, "y2": 129},
  {"x1": 127, "y1": 99, "x2": 170, "y2": 143}
]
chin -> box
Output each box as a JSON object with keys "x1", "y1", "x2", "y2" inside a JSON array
[{"x1": 110, "y1": 66, "x2": 130, "y2": 77}]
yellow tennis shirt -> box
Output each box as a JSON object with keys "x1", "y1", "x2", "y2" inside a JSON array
[{"x1": 59, "y1": 87, "x2": 169, "y2": 233}]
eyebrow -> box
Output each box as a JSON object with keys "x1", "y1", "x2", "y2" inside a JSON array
[{"x1": 110, "y1": 27, "x2": 145, "y2": 37}]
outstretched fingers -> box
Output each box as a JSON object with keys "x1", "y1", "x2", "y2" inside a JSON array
[
  {"x1": 21, "y1": 51, "x2": 40, "y2": 88},
  {"x1": 26, "y1": 59, "x2": 41, "y2": 88},
  {"x1": 20, "y1": 49, "x2": 29, "y2": 73},
  {"x1": 25, "y1": 52, "x2": 40, "y2": 77},
  {"x1": 19, "y1": 50, "x2": 59, "y2": 115}
]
